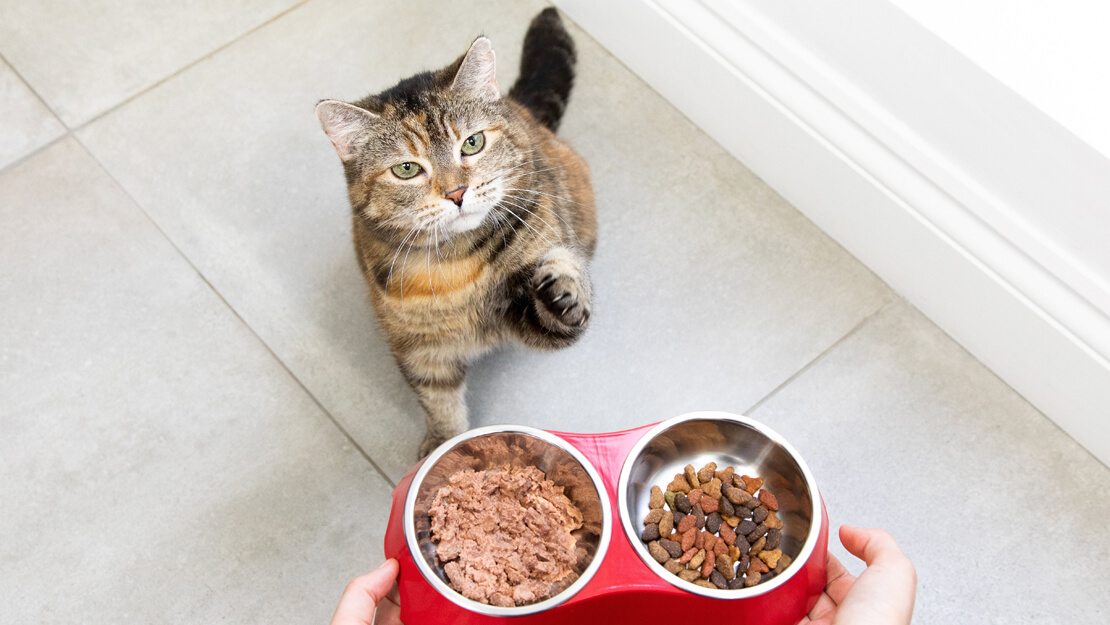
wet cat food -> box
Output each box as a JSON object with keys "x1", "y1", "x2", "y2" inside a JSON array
[{"x1": 429, "y1": 466, "x2": 583, "y2": 607}]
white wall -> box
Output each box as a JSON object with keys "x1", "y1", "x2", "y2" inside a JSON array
[
  {"x1": 554, "y1": 0, "x2": 1110, "y2": 466},
  {"x1": 890, "y1": 0, "x2": 1110, "y2": 160}
]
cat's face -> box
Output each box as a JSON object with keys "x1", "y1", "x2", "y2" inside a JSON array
[{"x1": 317, "y1": 38, "x2": 526, "y2": 242}]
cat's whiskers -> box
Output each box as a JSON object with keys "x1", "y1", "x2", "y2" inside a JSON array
[
  {"x1": 496, "y1": 199, "x2": 556, "y2": 247},
  {"x1": 488, "y1": 155, "x2": 562, "y2": 181},
  {"x1": 502, "y1": 186, "x2": 590, "y2": 209},
  {"x1": 503, "y1": 190, "x2": 581, "y2": 245},
  {"x1": 497, "y1": 165, "x2": 566, "y2": 184},
  {"x1": 387, "y1": 223, "x2": 422, "y2": 303}
]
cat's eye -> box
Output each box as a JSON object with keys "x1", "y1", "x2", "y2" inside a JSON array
[
  {"x1": 461, "y1": 132, "x2": 485, "y2": 156},
  {"x1": 391, "y1": 162, "x2": 422, "y2": 179}
]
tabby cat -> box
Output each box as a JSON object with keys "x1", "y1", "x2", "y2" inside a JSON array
[{"x1": 315, "y1": 9, "x2": 596, "y2": 457}]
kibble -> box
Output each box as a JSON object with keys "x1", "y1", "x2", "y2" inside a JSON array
[
  {"x1": 716, "y1": 466, "x2": 735, "y2": 485},
  {"x1": 678, "y1": 569, "x2": 701, "y2": 582},
  {"x1": 740, "y1": 475, "x2": 763, "y2": 495},
  {"x1": 660, "y1": 538, "x2": 683, "y2": 559},
  {"x1": 685, "y1": 464, "x2": 700, "y2": 490},
  {"x1": 697, "y1": 462, "x2": 717, "y2": 484},
  {"x1": 648, "y1": 541, "x2": 668, "y2": 563},
  {"x1": 681, "y1": 528, "x2": 696, "y2": 551},
  {"x1": 765, "y1": 528, "x2": 782, "y2": 550},
  {"x1": 668, "y1": 474, "x2": 692, "y2": 493},
  {"x1": 720, "y1": 523, "x2": 736, "y2": 546},
  {"x1": 758, "y1": 549, "x2": 783, "y2": 570},
  {"x1": 643, "y1": 463, "x2": 790, "y2": 591},
  {"x1": 749, "y1": 536, "x2": 766, "y2": 556},
  {"x1": 693, "y1": 504, "x2": 706, "y2": 530},
  {"x1": 716, "y1": 554, "x2": 735, "y2": 580},
  {"x1": 752, "y1": 506, "x2": 769, "y2": 524},
  {"x1": 659, "y1": 511, "x2": 674, "y2": 536},
  {"x1": 709, "y1": 570, "x2": 727, "y2": 589},
  {"x1": 713, "y1": 538, "x2": 728, "y2": 556},
  {"x1": 706, "y1": 512, "x2": 723, "y2": 534},
  {"x1": 765, "y1": 513, "x2": 783, "y2": 530},
  {"x1": 677, "y1": 514, "x2": 696, "y2": 534},
  {"x1": 704, "y1": 478, "x2": 723, "y2": 500},
  {"x1": 725, "y1": 487, "x2": 750, "y2": 506},
  {"x1": 688, "y1": 549, "x2": 706, "y2": 570},
  {"x1": 702, "y1": 551, "x2": 716, "y2": 578},
  {"x1": 758, "y1": 490, "x2": 779, "y2": 511}
]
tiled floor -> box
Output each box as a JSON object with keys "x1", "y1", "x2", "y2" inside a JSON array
[{"x1": 2, "y1": 1, "x2": 1107, "y2": 623}]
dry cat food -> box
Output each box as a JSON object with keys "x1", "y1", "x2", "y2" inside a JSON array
[
  {"x1": 428, "y1": 465, "x2": 584, "y2": 607},
  {"x1": 642, "y1": 462, "x2": 791, "y2": 590}
]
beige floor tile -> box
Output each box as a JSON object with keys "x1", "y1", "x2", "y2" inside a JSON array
[
  {"x1": 0, "y1": 138, "x2": 392, "y2": 623},
  {"x1": 0, "y1": 0, "x2": 302, "y2": 126},
  {"x1": 0, "y1": 58, "x2": 65, "y2": 170},
  {"x1": 751, "y1": 300, "x2": 1110, "y2": 623}
]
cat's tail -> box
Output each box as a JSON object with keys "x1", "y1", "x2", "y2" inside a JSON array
[{"x1": 509, "y1": 8, "x2": 576, "y2": 132}]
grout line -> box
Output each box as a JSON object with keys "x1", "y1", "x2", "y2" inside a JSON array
[
  {"x1": 70, "y1": 133, "x2": 398, "y2": 489},
  {"x1": 743, "y1": 298, "x2": 896, "y2": 416},
  {"x1": 0, "y1": 0, "x2": 311, "y2": 177},
  {"x1": 0, "y1": 50, "x2": 70, "y2": 129},
  {"x1": 75, "y1": 0, "x2": 311, "y2": 132}
]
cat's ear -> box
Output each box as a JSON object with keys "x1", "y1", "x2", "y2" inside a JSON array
[
  {"x1": 451, "y1": 37, "x2": 500, "y2": 100},
  {"x1": 315, "y1": 100, "x2": 378, "y2": 161}
]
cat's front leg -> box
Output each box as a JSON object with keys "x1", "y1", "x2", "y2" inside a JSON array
[
  {"x1": 396, "y1": 353, "x2": 469, "y2": 458},
  {"x1": 531, "y1": 245, "x2": 592, "y2": 336}
]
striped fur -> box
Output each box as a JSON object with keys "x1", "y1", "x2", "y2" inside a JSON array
[{"x1": 316, "y1": 10, "x2": 596, "y2": 457}]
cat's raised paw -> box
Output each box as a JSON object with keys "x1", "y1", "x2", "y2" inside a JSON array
[{"x1": 532, "y1": 265, "x2": 590, "y2": 329}]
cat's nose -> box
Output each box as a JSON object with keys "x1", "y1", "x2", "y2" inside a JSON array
[{"x1": 444, "y1": 185, "x2": 468, "y2": 207}]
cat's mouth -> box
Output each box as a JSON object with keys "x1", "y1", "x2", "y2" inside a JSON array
[{"x1": 446, "y1": 204, "x2": 490, "y2": 233}]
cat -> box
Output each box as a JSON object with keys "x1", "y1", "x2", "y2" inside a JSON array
[{"x1": 315, "y1": 8, "x2": 596, "y2": 457}]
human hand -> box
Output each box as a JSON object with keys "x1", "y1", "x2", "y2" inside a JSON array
[
  {"x1": 329, "y1": 559, "x2": 402, "y2": 625},
  {"x1": 799, "y1": 525, "x2": 916, "y2": 625}
]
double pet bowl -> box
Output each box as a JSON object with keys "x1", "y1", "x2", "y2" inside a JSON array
[{"x1": 382, "y1": 412, "x2": 829, "y2": 624}]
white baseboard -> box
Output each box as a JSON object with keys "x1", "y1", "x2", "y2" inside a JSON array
[{"x1": 554, "y1": 0, "x2": 1110, "y2": 466}]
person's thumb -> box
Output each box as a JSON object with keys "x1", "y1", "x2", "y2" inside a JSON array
[
  {"x1": 834, "y1": 526, "x2": 916, "y2": 625},
  {"x1": 330, "y1": 559, "x2": 401, "y2": 625},
  {"x1": 839, "y1": 525, "x2": 913, "y2": 570}
]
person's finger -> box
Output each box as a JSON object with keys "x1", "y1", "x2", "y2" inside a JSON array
[
  {"x1": 822, "y1": 552, "x2": 856, "y2": 605},
  {"x1": 833, "y1": 527, "x2": 916, "y2": 625},
  {"x1": 330, "y1": 559, "x2": 401, "y2": 625},
  {"x1": 372, "y1": 583, "x2": 402, "y2": 625},
  {"x1": 840, "y1": 525, "x2": 916, "y2": 568}
]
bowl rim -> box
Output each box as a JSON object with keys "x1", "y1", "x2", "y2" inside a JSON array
[
  {"x1": 403, "y1": 424, "x2": 614, "y2": 616},
  {"x1": 617, "y1": 411, "x2": 822, "y2": 599}
]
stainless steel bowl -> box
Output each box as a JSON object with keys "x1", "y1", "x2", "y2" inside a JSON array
[
  {"x1": 403, "y1": 425, "x2": 612, "y2": 616},
  {"x1": 618, "y1": 412, "x2": 821, "y2": 598}
]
